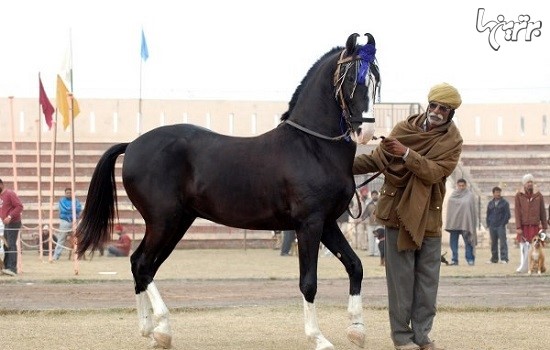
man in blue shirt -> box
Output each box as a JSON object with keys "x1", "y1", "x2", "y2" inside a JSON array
[{"x1": 54, "y1": 187, "x2": 82, "y2": 260}]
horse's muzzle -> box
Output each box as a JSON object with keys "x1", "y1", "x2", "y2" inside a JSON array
[{"x1": 352, "y1": 112, "x2": 375, "y2": 144}]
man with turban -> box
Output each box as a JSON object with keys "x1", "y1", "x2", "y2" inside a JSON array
[
  {"x1": 514, "y1": 173, "x2": 547, "y2": 273},
  {"x1": 353, "y1": 82, "x2": 463, "y2": 350}
]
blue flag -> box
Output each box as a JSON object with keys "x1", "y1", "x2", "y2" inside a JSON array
[{"x1": 141, "y1": 29, "x2": 149, "y2": 61}]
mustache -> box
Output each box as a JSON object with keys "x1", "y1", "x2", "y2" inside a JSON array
[{"x1": 428, "y1": 112, "x2": 444, "y2": 121}]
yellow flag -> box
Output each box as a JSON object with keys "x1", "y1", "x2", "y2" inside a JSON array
[{"x1": 56, "y1": 75, "x2": 80, "y2": 130}]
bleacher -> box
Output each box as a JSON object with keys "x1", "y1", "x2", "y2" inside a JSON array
[{"x1": 459, "y1": 144, "x2": 550, "y2": 238}]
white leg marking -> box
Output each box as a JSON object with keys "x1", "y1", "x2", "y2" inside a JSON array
[
  {"x1": 303, "y1": 297, "x2": 334, "y2": 350},
  {"x1": 136, "y1": 292, "x2": 154, "y2": 337},
  {"x1": 146, "y1": 282, "x2": 172, "y2": 348},
  {"x1": 346, "y1": 295, "x2": 366, "y2": 348}
]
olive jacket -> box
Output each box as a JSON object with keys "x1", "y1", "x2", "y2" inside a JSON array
[{"x1": 353, "y1": 113, "x2": 463, "y2": 251}]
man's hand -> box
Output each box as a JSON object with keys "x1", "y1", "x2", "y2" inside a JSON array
[{"x1": 382, "y1": 137, "x2": 407, "y2": 157}]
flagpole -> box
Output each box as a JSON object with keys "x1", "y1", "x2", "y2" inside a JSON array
[
  {"x1": 39, "y1": 74, "x2": 56, "y2": 262},
  {"x1": 139, "y1": 56, "x2": 143, "y2": 135},
  {"x1": 8, "y1": 96, "x2": 18, "y2": 192},
  {"x1": 36, "y1": 73, "x2": 44, "y2": 260},
  {"x1": 67, "y1": 29, "x2": 79, "y2": 275},
  {"x1": 134, "y1": 28, "x2": 148, "y2": 237},
  {"x1": 48, "y1": 114, "x2": 58, "y2": 262},
  {"x1": 69, "y1": 93, "x2": 79, "y2": 275}
]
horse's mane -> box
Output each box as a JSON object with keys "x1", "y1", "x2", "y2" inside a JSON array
[{"x1": 280, "y1": 47, "x2": 343, "y2": 121}]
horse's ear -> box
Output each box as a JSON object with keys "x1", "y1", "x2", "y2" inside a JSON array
[
  {"x1": 345, "y1": 33, "x2": 360, "y2": 55},
  {"x1": 364, "y1": 33, "x2": 376, "y2": 46}
]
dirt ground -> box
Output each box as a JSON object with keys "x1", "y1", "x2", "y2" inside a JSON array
[
  {"x1": 1, "y1": 247, "x2": 549, "y2": 350},
  {"x1": 1, "y1": 247, "x2": 549, "y2": 311}
]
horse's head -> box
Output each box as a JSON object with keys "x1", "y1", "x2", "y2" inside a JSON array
[{"x1": 334, "y1": 33, "x2": 380, "y2": 144}]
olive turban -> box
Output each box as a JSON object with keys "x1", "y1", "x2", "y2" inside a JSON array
[{"x1": 428, "y1": 82, "x2": 462, "y2": 110}]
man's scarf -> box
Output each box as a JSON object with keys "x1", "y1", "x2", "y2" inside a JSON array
[{"x1": 371, "y1": 113, "x2": 462, "y2": 250}]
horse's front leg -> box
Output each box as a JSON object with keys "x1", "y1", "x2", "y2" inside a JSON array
[
  {"x1": 322, "y1": 222, "x2": 366, "y2": 348},
  {"x1": 297, "y1": 224, "x2": 335, "y2": 350},
  {"x1": 303, "y1": 297, "x2": 335, "y2": 350}
]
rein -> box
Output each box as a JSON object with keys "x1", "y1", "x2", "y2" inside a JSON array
[
  {"x1": 283, "y1": 120, "x2": 351, "y2": 141},
  {"x1": 283, "y1": 49, "x2": 368, "y2": 142},
  {"x1": 348, "y1": 154, "x2": 395, "y2": 220}
]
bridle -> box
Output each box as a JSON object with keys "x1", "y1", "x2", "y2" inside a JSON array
[
  {"x1": 333, "y1": 49, "x2": 376, "y2": 126},
  {"x1": 284, "y1": 49, "x2": 374, "y2": 141}
]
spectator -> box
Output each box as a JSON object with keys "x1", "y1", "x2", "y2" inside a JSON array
[
  {"x1": 0, "y1": 178, "x2": 24, "y2": 276},
  {"x1": 280, "y1": 230, "x2": 296, "y2": 256},
  {"x1": 445, "y1": 178, "x2": 477, "y2": 266},
  {"x1": 54, "y1": 187, "x2": 82, "y2": 260},
  {"x1": 514, "y1": 174, "x2": 547, "y2": 273},
  {"x1": 353, "y1": 186, "x2": 371, "y2": 251},
  {"x1": 365, "y1": 190, "x2": 380, "y2": 256},
  {"x1": 107, "y1": 224, "x2": 132, "y2": 257},
  {"x1": 337, "y1": 209, "x2": 352, "y2": 243},
  {"x1": 373, "y1": 227, "x2": 386, "y2": 266},
  {"x1": 353, "y1": 82, "x2": 462, "y2": 350},
  {"x1": 39, "y1": 224, "x2": 57, "y2": 257},
  {"x1": 485, "y1": 186, "x2": 511, "y2": 264}
]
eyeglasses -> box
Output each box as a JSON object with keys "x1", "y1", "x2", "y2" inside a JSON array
[{"x1": 428, "y1": 102, "x2": 452, "y2": 113}]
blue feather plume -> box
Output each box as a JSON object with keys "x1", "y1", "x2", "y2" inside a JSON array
[{"x1": 356, "y1": 44, "x2": 376, "y2": 85}]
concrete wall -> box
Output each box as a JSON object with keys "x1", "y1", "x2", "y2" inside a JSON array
[{"x1": 2, "y1": 97, "x2": 549, "y2": 144}]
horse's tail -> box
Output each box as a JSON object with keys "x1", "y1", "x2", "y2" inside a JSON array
[{"x1": 76, "y1": 143, "x2": 129, "y2": 257}]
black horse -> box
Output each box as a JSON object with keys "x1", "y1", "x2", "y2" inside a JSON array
[{"x1": 76, "y1": 33, "x2": 380, "y2": 350}]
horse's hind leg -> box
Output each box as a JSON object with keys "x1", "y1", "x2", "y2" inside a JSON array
[
  {"x1": 132, "y1": 215, "x2": 195, "y2": 349},
  {"x1": 136, "y1": 289, "x2": 154, "y2": 337},
  {"x1": 321, "y1": 222, "x2": 366, "y2": 348}
]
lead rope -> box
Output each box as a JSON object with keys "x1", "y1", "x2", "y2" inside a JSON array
[{"x1": 348, "y1": 154, "x2": 395, "y2": 219}]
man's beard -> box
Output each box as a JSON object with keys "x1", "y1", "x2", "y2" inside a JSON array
[{"x1": 428, "y1": 112, "x2": 446, "y2": 126}]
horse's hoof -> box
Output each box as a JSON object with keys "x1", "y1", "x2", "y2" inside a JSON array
[
  {"x1": 316, "y1": 343, "x2": 335, "y2": 350},
  {"x1": 151, "y1": 332, "x2": 172, "y2": 349},
  {"x1": 308, "y1": 336, "x2": 334, "y2": 350},
  {"x1": 140, "y1": 322, "x2": 154, "y2": 337},
  {"x1": 346, "y1": 324, "x2": 366, "y2": 348}
]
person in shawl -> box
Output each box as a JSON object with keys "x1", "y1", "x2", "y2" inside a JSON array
[
  {"x1": 353, "y1": 82, "x2": 462, "y2": 350},
  {"x1": 445, "y1": 178, "x2": 477, "y2": 266}
]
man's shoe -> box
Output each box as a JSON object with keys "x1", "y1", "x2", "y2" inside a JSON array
[
  {"x1": 486, "y1": 260, "x2": 497, "y2": 264},
  {"x1": 1, "y1": 268, "x2": 16, "y2": 276},
  {"x1": 448, "y1": 262, "x2": 458, "y2": 266},
  {"x1": 395, "y1": 343, "x2": 420, "y2": 350},
  {"x1": 500, "y1": 260, "x2": 508, "y2": 264},
  {"x1": 419, "y1": 341, "x2": 445, "y2": 350}
]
